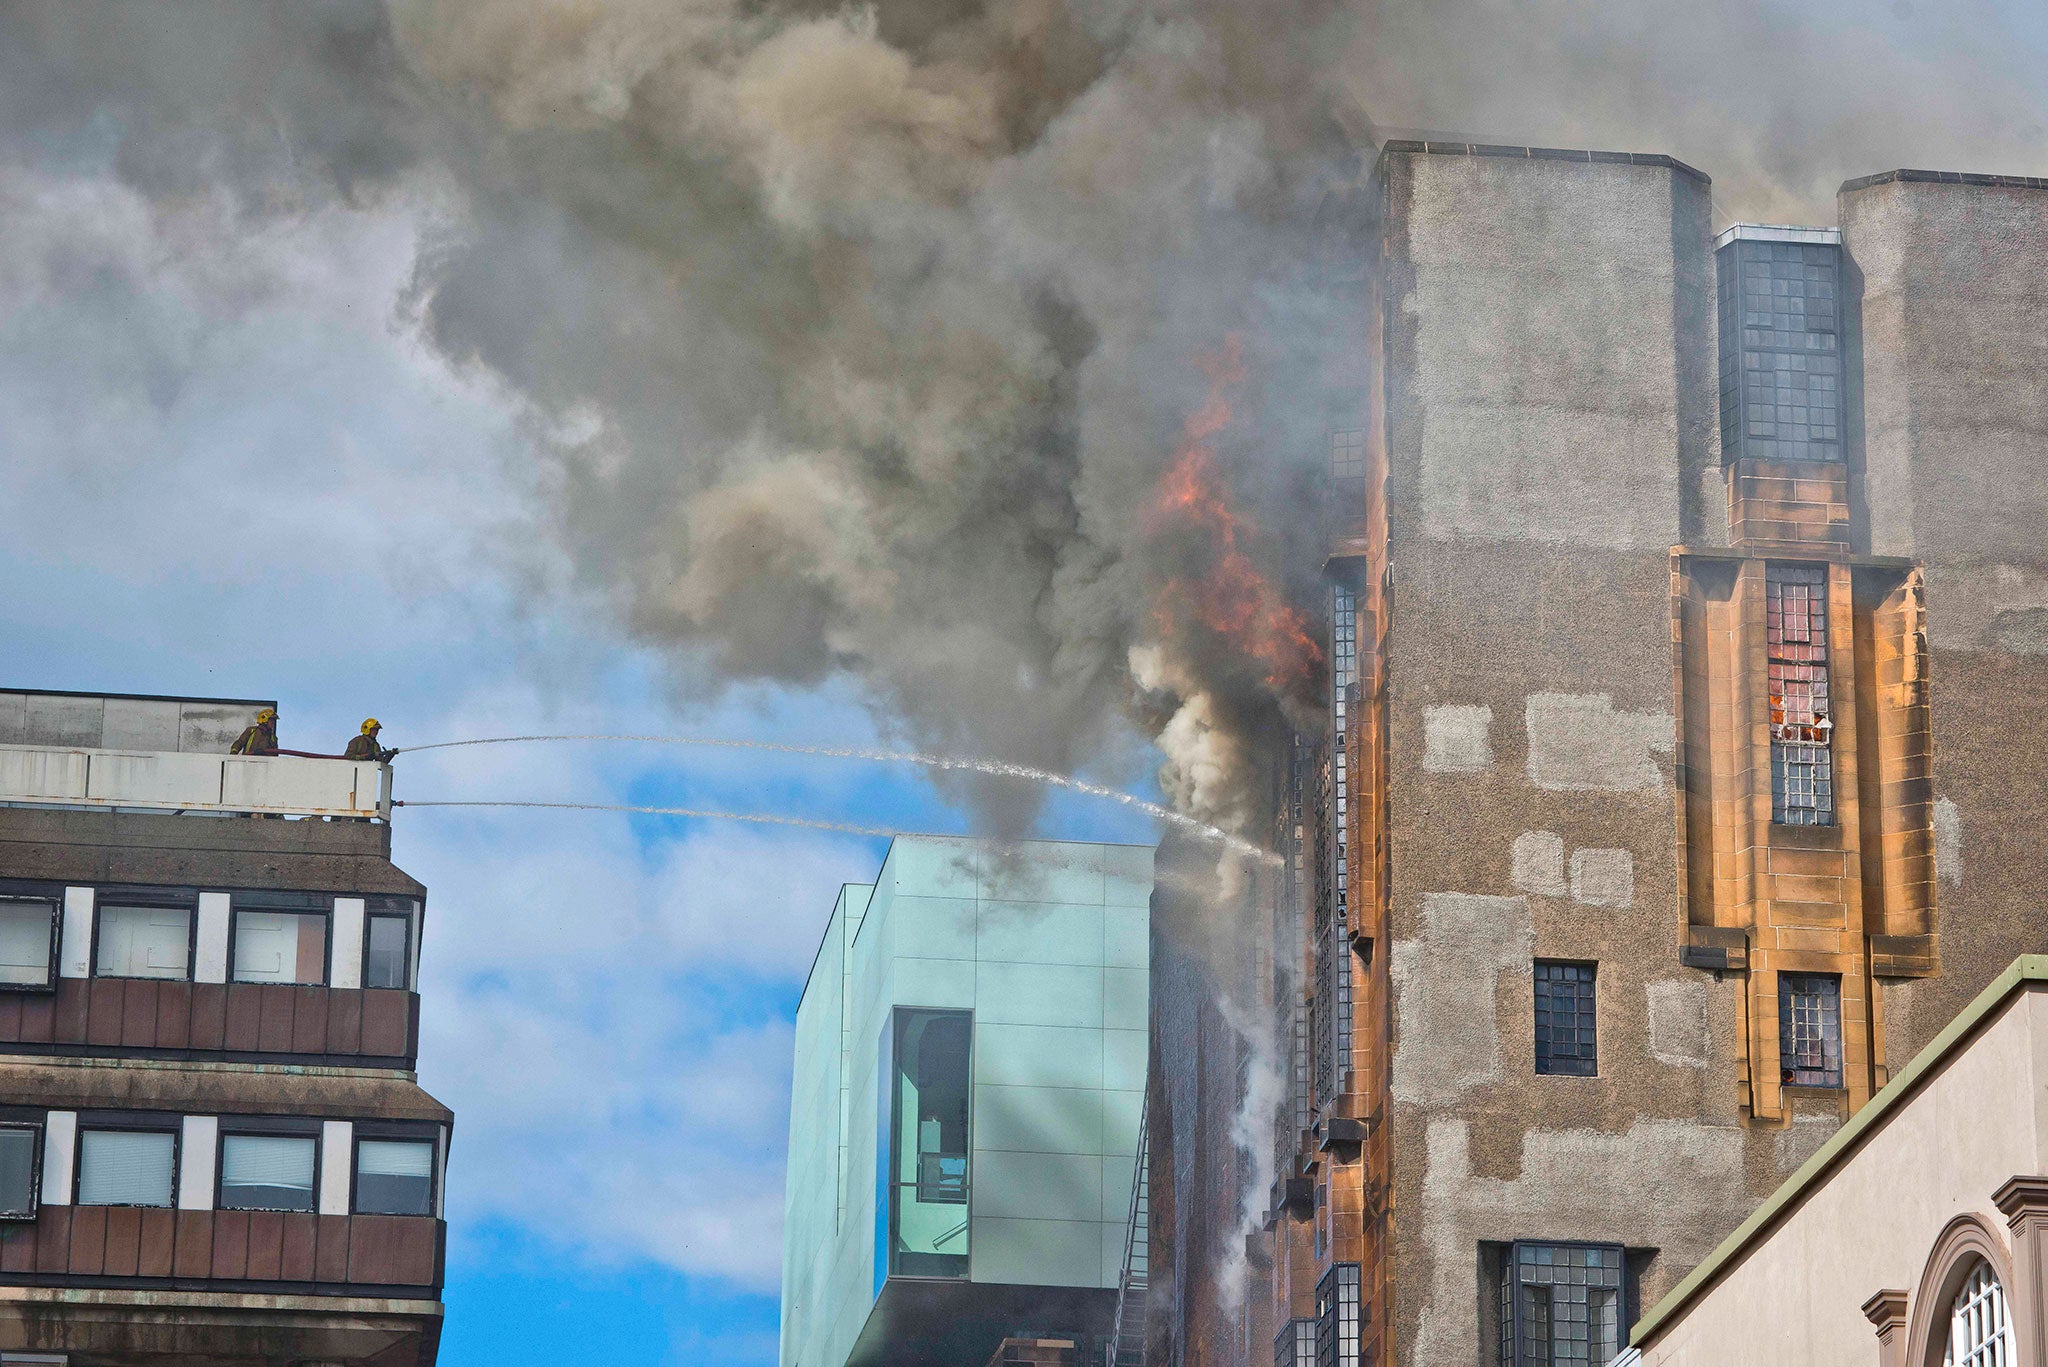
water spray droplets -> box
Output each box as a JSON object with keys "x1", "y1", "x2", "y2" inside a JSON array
[{"x1": 399, "y1": 732, "x2": 1276, "y2": 861}]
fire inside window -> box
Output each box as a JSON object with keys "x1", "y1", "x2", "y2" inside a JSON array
[
  {"x1": 1328, "y1": 428, "x2": 1369, "y2": 481},
  {"x1": 1498, "y1": 1242, "x2": 1624, "y2": 1367},
  {"x1": 1778, "y1": 973, "x2": 1843, "y2": 1088},
  {"x1": 1766, "y1": 563, "x2": 1834, "y2": 826}
]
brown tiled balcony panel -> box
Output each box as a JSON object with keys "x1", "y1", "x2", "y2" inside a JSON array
[{"x1": 0, "y1": 983, "x2": 416, "y2": 1065}]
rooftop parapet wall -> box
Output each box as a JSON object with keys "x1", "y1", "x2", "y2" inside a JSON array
[
  {"x1": 0, "y1": 692, "x2": 271, "y2": 754},
  {"x1": 1378, "y1": 141, "x2": 1718, "y2": 553},
  {"x1": 0, "y1": 747, "x2": 388, "y2": 821}
]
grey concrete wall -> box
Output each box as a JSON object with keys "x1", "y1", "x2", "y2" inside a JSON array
[
  {"x1": 1379, "y1": 147, "x2": 1774, "y2": 1367},
  {"x1": 0, "y1": 692, "x2": 272, "y2": 753},
  {"x1": 0, "y1": 806, "x2": 419, "y2": 895},
  {"x1": 1843, "y1": 175, "x2": 2048, "y2": 1069}
]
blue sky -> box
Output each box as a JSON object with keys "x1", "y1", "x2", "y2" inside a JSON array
[{"x1": 0, "y1": 168, "x2": 1155, "y2": 1362}]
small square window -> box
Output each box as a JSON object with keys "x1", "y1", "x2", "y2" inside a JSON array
[
  {"x1": 1535, "y1": 962, "x2": 1597, "y2": 1078},
  {"x1": 0, "y1": 1125, "x2": 39, "y2": 1219},
  {"x1": 219, "y1": 1134, "x2": 317, "y2": 1212},
  {"x1": 1779, "y1": 973, "x2": 1843, "y2": 1088},
  {"x1": 1328, "y1": 428, "x2": 1370, "y2": 481},
  {"x1": 231, "y1": 909, "x2": 328, "y2": 985},
  {"x1": 95, "y1": 904, "x2": 192, "y2": 981},
  {"x1": 355, "y1": 1138, "x2": 434, "y2": 1216},
  {"x1": 364, "y1": 911, "x2": 412, "y2": 991},
  {"x1": 77, "y1": 1129, "x2": 176, "y2": 1207},
  {"x1": 0, "y1": 899, "x2": 56, "y2": 990}
]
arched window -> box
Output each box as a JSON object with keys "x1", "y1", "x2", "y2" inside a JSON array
[{"x1": 1942, "y1": 1258, "x2": 2013, "y2": 1367}]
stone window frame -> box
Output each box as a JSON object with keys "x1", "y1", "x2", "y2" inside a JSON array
[{"x1": 1899, "y1": 1212, "x2": 2032, "y2": 1367}]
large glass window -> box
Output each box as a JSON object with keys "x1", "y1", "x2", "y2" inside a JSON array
[
  {"x1": 1315, "y1": 1262, "x2": 1362, "y2": 1367},
  {"x1": 76, "y1": 1129, "x2": 176, "y2": 1207},
  {"x1": 0, "y1": 1125, "x2": 38, "y2": 1219},
  {"x1": 363, "y1": 910, "x2": 412, "y2": 990},
  {"x1": 231, "y1": 909, "x2": 328, "y2": 985},
  {"x1": 1779, "y1": 973, "x2": 1843, "y2": 1088},
  {"x1": 1535, "y1": 962, "x2": 1598, "y2": 1077},
  {"x1": 883, "y1": 1008, "x2": 970, "y2": 1277},
  {"x1": 95, "y1": 904, "x2": 192, "y2": 981},
  {"x1": 219, "y1": 1134, "x2": 317, "y2": 1212},
  {"x1": 354, "y1": 1138, "x2": 434, "y2": 1216},
  {"x1": 0, "y1": 899, "x2": 55, "y2": 989},
  {"x1": 1498, "y1": 1242, "x2": 1625, "y2": 1366},
  {"x1": 1944, "y1": 1258, "x2": 2013, "y2": 1367},
  {"x1": 1767, "y1": 563, "x2": 1835, "y2": 827}
]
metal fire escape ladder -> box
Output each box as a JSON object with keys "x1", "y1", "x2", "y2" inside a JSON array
[{"x1": 1107, "y1": 1091, "x2": 1150, "y2": 1367}]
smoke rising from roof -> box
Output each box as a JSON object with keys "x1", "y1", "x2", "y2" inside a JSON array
[{"x1": 5, "y1": 0, "x2": 2045, "y2": 830}]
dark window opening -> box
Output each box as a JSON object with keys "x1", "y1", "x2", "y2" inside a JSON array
[
  {"x1": 1534, "y1": 962, "x2": 1597, "y2": 1077},
  {"x1": 1767, "y1": 563, "x2": 1835, "y2": 826},
  {"x1": 219, "y1": 1133, "x2": 317, "y2": 1212},
  {"x1": 364, "y1": 910, "x2": 412, "y2": 990},
  {"x1": 0, "y1": 1125, "x2": 38, "y2": 1219},
  {"x1": 1779, "y1": 973, "x2": 1843, "y2": 1088},
  {"x1": 1497, "y1": 1241, "x2": 1625, "y2": 1366},
  {"x1": 885, "y1": 1008, "x2": 971, "y2": 1277},
  {"x1": 354, "y1": 1137, "x2": 434, "y2": 1216}
]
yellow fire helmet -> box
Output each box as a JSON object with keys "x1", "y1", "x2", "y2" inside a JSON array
[
  {"x1": 256, "y1": 708, "x2": 277, "y2": 723},
  {"x1": 361, "y1": 718, "x2": 381, "y2": 733}
]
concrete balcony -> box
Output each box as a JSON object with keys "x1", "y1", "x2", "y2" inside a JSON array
[{"x1": 0, "y1": 747, "x2": 389, "y2": 821}]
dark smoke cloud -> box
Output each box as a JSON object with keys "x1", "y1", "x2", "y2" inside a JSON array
[{"x1": 5, "y1": 0, "x2": 2044, "y2": 830}]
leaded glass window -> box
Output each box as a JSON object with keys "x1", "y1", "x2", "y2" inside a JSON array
[
  {"x1": 1767, "y1": 563, "x2": 1834, "y2": 826},
  {"x1": 1534, "y1": 962, "x2": 1597, "y2": 1077},
  {"x1": 1315, "y1": 1262, "x2": 1361, "y2": 1367},
  {"x1": 1277, "y1": 1317, "x2": 1319, "y2": 1367},
  {"x1": 1499, "y1": 1242, "x2": 1624, "y2": 1366},
  {"x1": 1778, "y1": 973, "x2": 1843, "y2": 1088}
]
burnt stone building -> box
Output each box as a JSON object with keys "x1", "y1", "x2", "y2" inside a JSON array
[
  {"x1": 0, "y1": 690, "x2": 448, "y2": 1365},
  {"x1": 1145, "y1": 146, "x2": 2048, "y2": 1367}
]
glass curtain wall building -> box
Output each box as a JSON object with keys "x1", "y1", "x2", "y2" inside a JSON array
[{"x1": 780, "y1": 836, "x2": 1154, "y2": 1367}]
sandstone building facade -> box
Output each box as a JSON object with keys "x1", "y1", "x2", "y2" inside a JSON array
[{"x1": 1146, "y1": 146, "x2": 2048, "y2": 1367}]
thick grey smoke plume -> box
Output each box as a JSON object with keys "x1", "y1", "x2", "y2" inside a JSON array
[{"x1": 6, "y1": 0, "x2": 2046, "y2": 828}]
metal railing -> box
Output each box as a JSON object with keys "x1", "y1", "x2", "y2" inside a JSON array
[{"x1": 1107, "y1": 1090, "x2": 1150, "y2": 1367}]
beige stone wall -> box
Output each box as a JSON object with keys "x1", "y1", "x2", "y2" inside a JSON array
[{"x1": 1640, "y1": 985, "x2": 2048, "y2": 1366}]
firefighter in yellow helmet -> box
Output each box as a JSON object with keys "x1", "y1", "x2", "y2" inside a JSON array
[
  {"x1": 343, "y1": 718, "x2": 399, "y2": 763},
  {"x1": 228, "y1": 708, "x2": 279, "y2": 756}
]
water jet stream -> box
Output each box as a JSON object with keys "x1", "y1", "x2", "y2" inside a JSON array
[
  {"x1": 401, "y1": 732, "x2": 1273, "y2": 860},
  {"x1": 393, "y1": 799, "x2": 898, "y2": 838}
]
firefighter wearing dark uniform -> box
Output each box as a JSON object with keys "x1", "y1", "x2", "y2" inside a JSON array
[
  {"x1": 343, "y1": 718, "x2": 398, "y2": 763},
  {"x1": 229, "y1": 708, "x2": 279, "y2": 756}
]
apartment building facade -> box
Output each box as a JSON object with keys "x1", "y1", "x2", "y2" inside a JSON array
[
  {"x1": 0, "y1": 690, "x2": 448, "y2": 1365},
  {"x1": 1147, "y1": 147, "x2": 2048, "y2": 1367}
]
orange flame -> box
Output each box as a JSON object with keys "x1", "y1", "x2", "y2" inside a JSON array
[{"x1": 1148, "y1": 337, "x2": 1323, "y2": 692}]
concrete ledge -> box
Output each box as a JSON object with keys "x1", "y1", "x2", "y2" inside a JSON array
[
  {"x1": 1379, "y1": 139, "x2": 1709, "y2": 184},
  {"x1": 1842, "y1": 168, "x2": 2048, "y2": 193}
]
